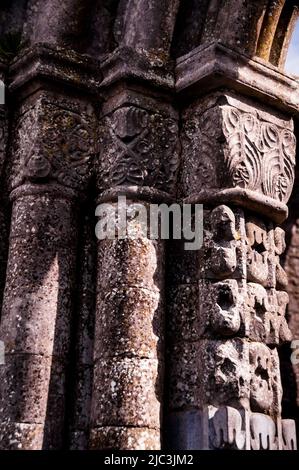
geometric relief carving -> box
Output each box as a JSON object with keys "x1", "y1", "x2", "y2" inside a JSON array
[
  {"x1": 199, "y1": 408, "x2": 297, "y2": 450},
  {"x1": 281, "y1": 420, "x2": 297, "y2": 450},
  {"x1": 245, "y1": 217, "x2": 288, "y2": 290},
  {"x1": 209, "y1": 406, "x2": 247, "y2": 450},
  {"x1": 246, "y1": 217, "x2": 271, "y2": 287},
  {"x1": 11, "y1": 95, "x2": 96, "y2": 191},
  {"x1": 249, "y1": 343, "x2": 277, "y2": 414},
  {"x1": 98, "y1": 105, "x2": 180, "y2": 194},
  {"x1": 223, "y1": 107, "x2": 296, "y2": 203},
  {"x1": 199, "y1": 206, "x2": 291, "y2": 346},
  {"x1": 246, "y1": 285, "x2": 291, "y2": 345},
  {"x1": 250, "y1": 413, "x2": 278, "y2": 450}
]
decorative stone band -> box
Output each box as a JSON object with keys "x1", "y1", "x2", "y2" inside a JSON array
[
  {"x1": 97, "y1": 185, "x2": 175, "y2": 205},
  {"x1": 8, "y1": 43, "x2": 101, "y2": 97},
  {"x1": 166, "y1": 407, "x2": 297, "y2": 450},
  {"x1": 9, "y1": 183, "x2": 78, "y2": 203},
  {"x1": 175, "y1": 42, "x2": 299, "y2": 113},
  {"x1": 184, "y1": 188, "x2": 288, "y2": 224}
]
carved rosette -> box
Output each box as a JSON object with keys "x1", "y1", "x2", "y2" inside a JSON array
[
  {"x1": 10, "y1": 93, "x2": 96, "y2": 193},
  {"x1": 97, "y1": 105, "x2": 180, "y2": 195}
]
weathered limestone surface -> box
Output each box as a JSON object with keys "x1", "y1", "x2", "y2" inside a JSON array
[{"x1": 0, "y1": 0, "x2": 298, "y2": 451}]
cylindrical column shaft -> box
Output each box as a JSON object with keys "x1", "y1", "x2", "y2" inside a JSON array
[{"x1": 0, "y1": 185, "x2": 78, "y2": 449}]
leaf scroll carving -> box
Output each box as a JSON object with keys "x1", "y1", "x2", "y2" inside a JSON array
[{"x1": 223, "y1": 107, "x2": 295, "y2": 203}]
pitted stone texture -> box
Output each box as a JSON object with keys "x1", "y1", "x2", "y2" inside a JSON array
[
  {"x1": 199, "y1": 339, "x2": 251, "y2": 410},
  {"x1": 167, "y1": 239, "x2": 200, "y2": 286},
  {"x1": 167, "y1": 284, "x2": 199, "y2": 343},
  {"x1": 197, "y1": 279, "x2": 291, "y2": 345},
  {"x1": 0, "y1": 423, "x2": 44, "y2": 450},
  {"x1": 0, "y1": 354, "x2": 65, "y2": 441},
  {"x1": 0, "y1": 239, "x2": 76, "y2": 357},
  {"x1": 91, "y1": 358, "x2": 162, "y2": 429},
  {"x1": 167, "y1": 341, "x2": 202, "y2": 410},
  {"x1": 69, "y1": 365, "x2": 93, "y2": 432},
  {"x1": 0, "y1": 193, "x2": 78, "y2": 357},
  {"x1": 9, "y1": 194, "x2": 78, "y2": 246},
  {"x1": 168, "y1": 339, "x2": 250, "y2": 411},
  {"x1": 97, "y1": 237, "x2": 164, "y2": 293},
  {"x1": 245, "y1": 284, "x2": 291, "y2": 345},
  {"x1": 94, "y1": 287, "x2": 163, "y2": 360},
  {"x1": 89, "y1": 426, "x2": 160, "y2": 450}
]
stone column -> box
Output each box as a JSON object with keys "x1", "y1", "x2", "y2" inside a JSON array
[
  {"x1": 0, "y1": 90, "x2": 95, "y2": 449},
  {"x1": 166, "y1": 91, "x2": 297, "y2": 450},
  {"x1": 0, "y1": 64, "x2": 9, "y2": 318},
  {"x1": 89, "y1": 88, "x2": 180, "y2": 450}
]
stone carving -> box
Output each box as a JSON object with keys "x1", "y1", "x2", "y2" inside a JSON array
[
  {"x1": 249, "y1": 343, "x2": 275, "y2": 413},
  {"x1": 273, "y1": 227, "x2": 288, "y2": 289},
  {"x1": 210, "y1": 406, "x2": 246, "y2": 450},
  {"x1": 11, "y1": 96, "x2": 95, "y2": 191},
  {"x1": 245, "y1": 285, "x2": 291, "y2": 345},
  {"x1": 180, "y1": 110, "x2": 219, "y2": 192},
  {"x1": 199, "y1": 280, "x2": 241, "y2": 336},
  {"x1": 281, "y1": 420, "x2": 297, "y2": 450},
  {"x1": 223, "y1": 107, "x2": 296, "y2": 203},
  {"x1": 208, "y1": 205, "x2": 238, "y2": 279},
  {"x1": 200, "y1": 339, "x2": 250, "y2": 407},
  {"x1": 181, "y1": 100, "x2": 295, "y2": 211},
  {"x1": 98, "y1": 105, "x2": 180, "y2": 194},
  {"x1": 250, "y1": 413, "x2": 278, "y2": 450},
  {"x1": 246, "y1": 217, "x2": 270, "y2": 286},
  {"x1": 196, "y1": 407, "x2": 297, "y2": 450}
]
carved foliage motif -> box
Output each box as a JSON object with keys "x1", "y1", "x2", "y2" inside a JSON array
[
  {"x1": 98, "y1": 106, "x2": 180, "y2": 194},
  {"x1": 181, "y1": 103, "x2": 295, "y2": 205},
  {"x1": 223, "y1": 107, "x2": 296, "y2": 203},
  {"x1": 12, "y1": 97, "x2": 95, "y2": 191}
]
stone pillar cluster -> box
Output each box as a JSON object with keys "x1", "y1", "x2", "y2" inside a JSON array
[
  {"x1": 0, "y1": 0, "x2": 299, "y2": 451},
  {"x1": 166, "y1": 91, "x2": 297, "y2": 450}
]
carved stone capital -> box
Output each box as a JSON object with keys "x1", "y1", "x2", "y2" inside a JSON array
[
  {"x1": 181, "y1": 93, "x2": 295, "y2": 223},
  {"x1": 97, "y1": 98, "x2": 180, "y2": 198},
  {"x1": 9, "y1": 91, "x2": 96, "y2": 194}
]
